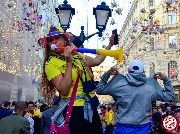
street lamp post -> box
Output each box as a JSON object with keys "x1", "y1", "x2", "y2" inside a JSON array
[
  {"x1": 93, "y1": 2, "x2": 112, "y2": 37},
  {"x1": 55, "y1": 0, "x2": 75, "y2": 32},
  {"x1": 55, "y1": 0, "x2": 112, "y2": 44}
]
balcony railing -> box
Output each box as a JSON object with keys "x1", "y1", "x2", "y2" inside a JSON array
[{"x1": 163, "y1": 23, "x2": 179, "y2": 30}]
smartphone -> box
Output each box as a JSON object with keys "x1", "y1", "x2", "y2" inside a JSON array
[{"x1": 112, "y1": 29, "x2": 118, "y2": 45}]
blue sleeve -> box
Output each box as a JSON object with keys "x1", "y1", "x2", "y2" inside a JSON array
[
  {"x1": 153, "y1": 77, "x2": 175, "y2": 102},
  {"x1": 40, "y1": 114, "x2": 45, "y2": 134}
]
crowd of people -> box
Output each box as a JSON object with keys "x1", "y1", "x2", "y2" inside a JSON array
[
  {"x1": 0, "y1": 100, "x2": 49, "y2": 134},
  {"x1": 0, "y1": 100, "x2": 116, "y2": 134},
  {"x1": 1, "y1": 100, "x2": 180, "y2": 134},
  {"x1": 98, "y1": 102, "x2": 180, "y2": 134},
  {"x1": 0, "y1": 25, "x2": 177, "y2": 134}
]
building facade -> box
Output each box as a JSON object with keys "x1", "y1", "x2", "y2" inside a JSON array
[{"x1": 119, "y1": 0, "x2": 180, "y2": 105}]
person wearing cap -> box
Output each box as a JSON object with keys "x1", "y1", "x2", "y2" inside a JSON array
[
  {"x1": 41, "y1": 25, "x2": 115, "y2": 134},
  {"x1": 96, "y1": 60, "x2": 175, "y2": 134}
]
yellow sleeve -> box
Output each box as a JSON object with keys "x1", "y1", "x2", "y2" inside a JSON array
[
  {"x1": 45, "y1": 60, "x2": 61, "y2": 81},
  {"x1": 34, "y1": 109, "x2": 40, "y2": 116},
  {"x1": 107, "y1": 112, "x2": 113, "y2": 125}
]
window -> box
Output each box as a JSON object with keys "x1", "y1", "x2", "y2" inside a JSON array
[
  {"x1": 175, "y1": 94, "x2": 179, "y2": 102},
  {"x1": 149, "y1": 0, "x2": 154, "y2": 7},
  {"x1": 168, "y1": 61, "x2": 178, "y2": 79},
  {"x1": 169, "y1": 35, "x2": 177, "y2": 48},
  {"x1": 168, "y1": 11, "x2": 176, "y2": 24},
  {"x1": 17, "y1": 88, "x2": 22, "y2": 101},
  {"x1": 149, "y1": 62, "x2": 155, "y2": 76},
  {"x1": 166, "y1": 0, "x2": 173, "y2": 3},
  {"x1": 150, "y1": 37, "x2": 154, "y2": 50}
]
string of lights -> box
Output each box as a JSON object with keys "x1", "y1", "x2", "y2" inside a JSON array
[{"x1": 0, "y1": 0, "x2": 42, "y2": 80}]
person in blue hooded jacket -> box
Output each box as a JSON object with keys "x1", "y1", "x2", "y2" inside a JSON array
[
  {"x1": 96, "y1": 60, "x2": 175, "y2": 134},
  {"x1": 40, "y1": 96, "x2": 60, "y2": 134}
]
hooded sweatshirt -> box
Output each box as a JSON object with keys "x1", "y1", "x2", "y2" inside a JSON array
[{"x1": 96, "y1": 71, "x2": 175, "y2": 125}]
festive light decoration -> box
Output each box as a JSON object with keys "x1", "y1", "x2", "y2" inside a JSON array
[
  {"x1": 0, "y1": 0, "x2": 59, "y2": 80},
  {"x1": 111, "y1": 1, "x2": 118, "y2": 8},
  {"x1": 1, "y1": 0, "x2": 179, "y2": 86},
  {"x1": 115, "y1": 8, "x2": 123, "y2": 15},
  {"x1": 140, "y1": 8, "x2": 146, "y2": 13}
]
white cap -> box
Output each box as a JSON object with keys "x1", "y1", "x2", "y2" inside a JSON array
[{"x1": 130, "y1": 60, "x2": 144, "y2": 73}]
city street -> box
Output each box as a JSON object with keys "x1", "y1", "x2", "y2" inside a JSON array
[{"x1": 0, "y1": 0, "x2": 180, "y2": 134}]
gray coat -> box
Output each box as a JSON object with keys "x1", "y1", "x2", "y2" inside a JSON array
[
  {"x1": 0, "y1": 113, "x2": 30, "y2": 134},
  {"x1": 96, "y1": 71, "x2": 175, "y2": 125}
]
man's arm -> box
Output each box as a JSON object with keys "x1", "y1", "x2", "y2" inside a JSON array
[
  {"x1": 96, "y1": 70, "x2": 111, "y2": 95},
  {"x1": 153, "y1": 72, "x2": 175, "y2": 102},
  {"x1": 96, "y1": 66, "x2": 120, "y2": 95},
  {"x1": 85, "y1": 35, "x2": 114, "y2": 67},
  {"x1": 40, "y1": 115, "x2": 45, "y2": 134}
]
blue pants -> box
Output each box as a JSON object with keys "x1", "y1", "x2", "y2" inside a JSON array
[{"x1": 116, "y1": 123, "x2": 150, "y2": 134}]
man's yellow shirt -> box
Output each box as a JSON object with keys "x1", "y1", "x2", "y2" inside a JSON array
[{"x1": 28, "y1": 109, "x2": 41, "y2": 118}]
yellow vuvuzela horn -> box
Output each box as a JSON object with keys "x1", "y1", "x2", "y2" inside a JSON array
[
  {"x1": 51, "y1": 44, "x2": 124, "y2": 62},
  {"x1": 96, "y1": 47, "x2": 124, "y2": 62}
]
